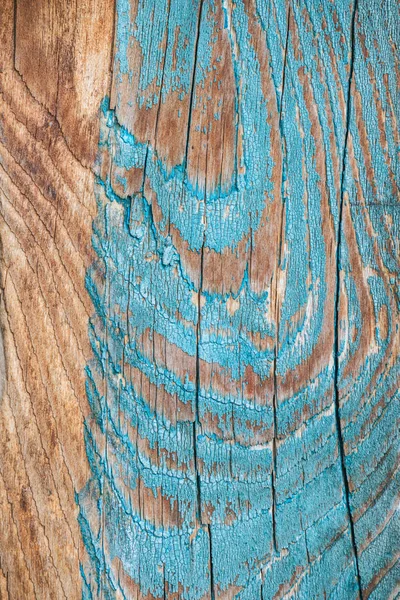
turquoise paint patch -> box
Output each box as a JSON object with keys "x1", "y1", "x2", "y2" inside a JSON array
[{"x1": 78, "y1": 0, "x2": 400, "y2": 597}]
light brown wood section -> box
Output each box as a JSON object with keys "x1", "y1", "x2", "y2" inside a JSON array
[{"x1": 0, "y1": 1, "x2": 114, "y2": 598}]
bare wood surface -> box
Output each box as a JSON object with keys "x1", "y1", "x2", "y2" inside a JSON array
[{"x1": 0, "y1": 1, "x2": 114, "y2": 597}]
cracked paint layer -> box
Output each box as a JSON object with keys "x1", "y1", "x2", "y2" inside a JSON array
[{"x1": 78, "y1": 0, "x2": 400, "y2": 598}]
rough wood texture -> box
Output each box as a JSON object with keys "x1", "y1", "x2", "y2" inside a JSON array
[{"x1": 0, "y1": 1, "x2": 399, "y2": 599}]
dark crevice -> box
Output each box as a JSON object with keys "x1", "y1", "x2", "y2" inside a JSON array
[
  {"x1": 208, "y1": 524, "x2": 215, "y2": 600},
  {"x1": 270, "y1": 467, "x2": 278, "y2": 553},
  {"x1": 333, "y1": 1, "x2": 363, "y2": 598},
  {"x1": 141, "y1": 142, "x2": 150, "y2": 194},
  {"x1": 183, "y1": 0, "x2": 204, "y2": 172},
  {"x1": 108, "y1": 0, "x2": 118, "y2": 102},
  {"x1": 163, "y1": 564, "x2": 167, "y2": 600},
  {"x1": 279, "y1": 3, "x2": 291, "y2": 119},
  {"x1": 192, "y1": 421, "x2": 203, "y2": 523},
  {"x1": 193, "y1": 239, "x2": 205, "y2": 524},
  {"x1": 271, "y1": 0, "x2": 291, "y2": 556},
  {"x1": 185, "y1": 0, "x2": 205, "y2": 528}
]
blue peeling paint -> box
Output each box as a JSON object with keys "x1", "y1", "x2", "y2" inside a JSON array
[{"x1": 78, "y1": 0, "x2": 400, "y2": 598}]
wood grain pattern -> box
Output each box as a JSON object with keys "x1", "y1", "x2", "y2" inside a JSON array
[
  {"x1": 0, "y1": 1, "x2": 114, "y2": 597},
  {"x1": 0, "y1": 1, "x2": 399, "y2": 599}
]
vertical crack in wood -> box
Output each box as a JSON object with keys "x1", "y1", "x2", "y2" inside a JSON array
[
  {"x1": 279, "y1": 3, "x2": 291, "y2": 120},
  {"x1": 193, "y1": 239, "x2": 205, "y2": 525},
  {"x1": 108, "y1": 0, "x2": 117, "y2": 102},
  {"x1": 184, "y1": 0, "x2": 205, "y2": 170},
  {"x1": 207, "y1": 523, "x2": 215, "y2": 600},
  {"x1": 271, "y1": 0, "x2": 291, "y2": 556},
  {"x1": 334, "y1": 1, "x2": 363, "y2": 598},
  {"x1": 184, "y1": 0, "x2": 206, "y2": 531},
  {"x1": 141, "y1": 141, "x2": 150, "y2": 194}
]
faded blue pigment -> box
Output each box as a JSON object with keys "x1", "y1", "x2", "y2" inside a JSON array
[{"x1": 78, "y1": 0, "x2": 400, "y2": 598}]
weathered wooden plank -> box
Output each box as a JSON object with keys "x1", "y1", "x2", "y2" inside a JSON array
[
  {"x1": 0, "y1": 0, "x2": 399, "y2": 599},
  {"x1": 0, "y1": 0, "x2": 114, "y2": 598}
]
